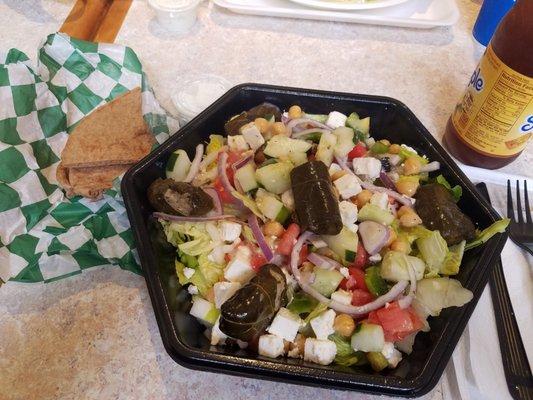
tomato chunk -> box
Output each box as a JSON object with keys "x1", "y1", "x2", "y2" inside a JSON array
[
  {"x1": 250, "y1": 252, "x2": 267, "y2": 272},
  {"x1": 225, "y1": 151, "x2": 242, "y2": 184},
  {"x1": 277, "y1": 223, "x2": 300, "y2": 256},
  {"x1": 368, "y1": 301, "x2": 424, "y2": 342},
  {"x1": 349, "y1": 267, "x2": 368, "y2": 291},
  {"x1": 347, "y1": 143, "x2": 367, "y2": 160},
  {"x1": 351, "y1": 289, "x2": 374, "y2": 306},
  {"x1": 214, "y1": 177, "x2": 234, "y2": 204},
  {"x1": 351, "y1": 241, "x2": 369, "y2": 269}
]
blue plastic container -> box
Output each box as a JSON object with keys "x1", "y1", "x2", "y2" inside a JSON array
[{"x1": 472, "y1": 0, "x2": 516, "y2": 46}]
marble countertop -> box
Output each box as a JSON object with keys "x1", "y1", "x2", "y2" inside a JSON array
[{"x1": 0, "y1": 1, "x2": 531, "y2": 399}]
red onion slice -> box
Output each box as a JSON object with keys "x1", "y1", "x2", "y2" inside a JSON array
[
  {"x1": 248, "y1": 214, "x2": 274, "y2": 262},
  {"x1": 360, "y1": 182, "x2": 414, "y2": 207},
  {"x1": 358, "y1": 221, "x2": 390, "y2": 256},
  {"x1": 291, "y1": 128, "x2": 330, "y2": 139},
  {"x1": 203, "y1": 187, "x2": 222, "y2": 216},
  {"x1": 290, "y1": 230, "x2": 408, "y2": 316},
  {"x1": 379, "y1": 170, "x2": 396, "y2": 190},
  {"x1": 154, "y1": 212, "x2": 236, "y2": 222},
  {"x1": 287, "y1": 118, "x2": 331, "y2": 135},
  {"x1": 218, "y1": 152, "x2": 244, "y2": 207},
  {"x1": 184, "y1": 144, "x2": 204, "y2": 183},
  {"x1": 307, "y1": 252, "x2": 343, "y2": 270}
]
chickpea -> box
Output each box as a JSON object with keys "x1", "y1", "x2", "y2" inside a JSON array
[
  {"x1": 263, "y1": 220, "x2": 284, "y2": 237},
  {"x1": 354, "y1": 189, "x2": 372, "y2": 208},
  {"x1": 288, "y1": 105, "x2": 303, "y2": 119},
  {"x1": 270, "y1": 121, "x2": 287, "y2": 136},
  {"x1": 400, "y1": 212, "x2": 423, "y2": 228},
  {"x1": 334, "y1": 314, "x2": 356, "y2": 337},
  {"x1": 396, "y1": 180, "x2": 419, "y2": 197},
  {"x1": 379, "y1": 139, "x2": 391, "y2": 146},
  {"x1": 205, "y1": 287, "x2": 215, "y2": 303},
  {"x1": 390, "y1": 238, "x2": 411, "y2": 253},
  {"x1": 331, "y1": 170, "x2": 347, "y2": 181},
  {"x1": 397, "y1": 205, "x2": 413, "y2": 218},
  {"x1": 254, "y1": 117, "x2": 270, "y2": 134},
  {"x1": 389, "y1": 144, "x2": 401, "y2": 154},
  {"x1": 288, "y1": 334, "x2": 306, "y2": 358},
  {"x1": 403, "y1": 157, "x2": 421, "y2": 175}
]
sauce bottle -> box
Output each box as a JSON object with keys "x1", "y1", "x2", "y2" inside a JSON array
[{"x1": 443, "y1": 0, "x2": 533, "y2": 169}]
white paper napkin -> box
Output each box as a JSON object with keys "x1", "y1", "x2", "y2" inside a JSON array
[{"x1": 442, "y1": 165, "x2": 533, "y2": 400}]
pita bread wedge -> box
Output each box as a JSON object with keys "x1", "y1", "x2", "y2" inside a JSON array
[
  {"x1": 56, "y1": 163, "x2": 132, "y2": 200},
  {"x1": 60, "y1": 88, "x2": 155, "y2": 168}
]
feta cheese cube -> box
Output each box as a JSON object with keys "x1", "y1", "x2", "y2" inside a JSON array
[
  {"x1": 310, "y1": 236, "x2": 328, "y2": 249},
  {"x1": 240, "y1": 122, "x2": 265, "y2": 150},
  {"x1": 183, "y1": 267, "x2": 195, "y2": 279},
  {"x1": 220, "y1": 221, "x2": 242, "y2": 242},
  {"x1": 339, "y1": 267, "x2": 350, "y2": 278},
  {"x1": 189, "y1": 296, "x2": 217, "y2": 325},
  {"x1": 211, "y1": 317, "x2": 228, "y2": 346},
  {"x1": 208, "y1": 246, "x2": 226, "y2": 265},
  {"x1": 369, "y1": 254, "x2": 382, "y2": 264},
  {"x1": 205, "y1": 222, "x2": 221, "y2": 242},
  {"x1": 334, "y1": 174, "x2": 362, "y2": 199},
  {"x1": 227, "y1": 135, "x2": 249, "y2": 152},
  {"x1": 213, "y1": 281, "x2": 241, "y2": 308},
  {"x1": 304, "y1": 338, "x2": 337, "y2": 365},
  {"x1": 326, "y1": 111, "x2": 347, "y2": 129},
  {"x1": 310, "y1": 309, "x2": 336, "y2": 340},
  {"x1": 370, "y1": 192, "x2": 389, "y2": 210},
  {"x1": 281, "y1": 190, "x2": 295, "y2": 211},
  {"x1": 331, "y1": 289, "x2": 352, "y2": 306},
  {"x1": 187, "y1": 285, "x2": 199, "y2": 295},
  {"x1": 381, "y1": 342, "x2": 403, "y2": 368},
  {"x1": 267, "y1": 307, "x2": 304, "y2": 342},
  {"x1": 258, "y1": 334, "x2": 285, "y2": 358},
  {"x1": 224, "y1": 257, "x2": 255, "y2": 283},
  {"x1": 352, "y1": 157, "x2": 382, "y2": 180},
  {"x1": 328, "y1": 163, "x2": 342, "y2": 177},
  {"x1": 339, "y1": 200, "x2": 358, "y2": 232}
]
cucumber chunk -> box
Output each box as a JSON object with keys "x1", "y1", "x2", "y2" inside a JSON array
[
  {"x1": 255, "y1": 161, "x2": 293, "y2": 194},
  {"x1": 166, "y1": 149, "x2": 191, "y2": 182},
  {"x1": 256, "y1": 189, "x2": 291, "y2": 223},
  {"x1": 310, "y1": 267, "x2": 344, "y2": 297},
  {"x1": 358, "y1": 204, "x2": 395, "y2": 226},
  {"x1": 235, "y1": 163, "x2": 258, "y2": 193},
  {"x1": 364, "y1": 266, "x2": 389, "y2": 297},
  {"x1": 322, "y1": 227, "x2": 359, "y2": 263},
  {"x1": 351, "y1": 322, "x2": 385, "y2": 352}
]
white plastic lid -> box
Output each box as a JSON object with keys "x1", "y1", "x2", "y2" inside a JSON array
[
  {"x1": 150, "y1": 0, "x2": 200, "y2": 12},
  {"x1": 172, "y1": 74, "x2": 232, "y2": 122}
]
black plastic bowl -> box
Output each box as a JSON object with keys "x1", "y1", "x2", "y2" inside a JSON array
[{"x1": 121, "y1": 84, "x2": 507, "y2": 397}]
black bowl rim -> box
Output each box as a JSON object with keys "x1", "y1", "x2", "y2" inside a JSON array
[{"x1": 121, "y1": 83, "x2": 508, "y2": 397}]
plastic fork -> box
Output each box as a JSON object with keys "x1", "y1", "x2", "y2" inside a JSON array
[{"x1": 507, "y1": 180, "x2": 533, "y2": 257}]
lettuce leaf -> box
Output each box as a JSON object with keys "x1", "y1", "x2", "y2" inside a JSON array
[
  {"x1": 398, "y1": 146, "x2": 428, "y2": 165},
  {"x1": 465, "y1": 219, "x2": 510, "y2": 251},
  {"x1": 232, "y1": 191, "x2": 266, "y2": 221},
  {"x1": 436, "y1": 175, "x2": 462, "y2": 202},
  {"x1": 416, "y1": 230, "x2": 448, "y2": 276},
  {"x1": 413, "y1": 277, "x2": 473, "y2": 317},
  {"x1": 175, "y1": 254, "x2": 224, "y2": 297},
  {"x1": 440, "y1": 240, "x2": 465, "y2": 275},
  {"x1": 329, "y1": 333, "x2": 361, "y2": 367},
  {"x1": 304, "y1": 302, "x2": 329, "y2": 324}
]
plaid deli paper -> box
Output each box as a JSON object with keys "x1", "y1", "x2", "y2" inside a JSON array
[{"x1": 0, "y1": 33, "x2": 178, "y2": 283}]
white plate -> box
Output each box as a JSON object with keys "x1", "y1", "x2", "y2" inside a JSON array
[
  {"x1": 214, "y1": 0, "x2": 459, "y2": 29},
  {"x1": 287, "y1": 0, "x2": 410, "y2": 11}
]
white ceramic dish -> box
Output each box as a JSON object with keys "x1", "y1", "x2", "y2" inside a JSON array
[
  {"x1": 287, "y1": 0, "x2": 410, "y2": 11},
  {"x1": 213, "y1": 0, "x2": 459, "y2": 29}
]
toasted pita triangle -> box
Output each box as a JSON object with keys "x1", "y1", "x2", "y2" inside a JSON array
[{"x1": 60, "y1": 88, "x2": 155, "y2": 168}]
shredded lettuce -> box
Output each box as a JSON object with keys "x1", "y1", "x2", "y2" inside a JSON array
[
  {"x1": 465, "y1": 219, "x2": 510, "y2": 251},
  {"x1": 416, "y1": 230, "x2": 448, "y2": 276},
  {"x1": 329, "y1": 333, "x2": 360, "y2": 367},
  {"x1": 398, "y1": 146, "x2": 429, "y2": 165},
  {"x1": 161, "y1": 221, "x2": 215, "y2": 256},
  {"x1": 175, "y1": 254, "x2": 224, "y2": 297},
  {"x1": 436, "y1": 175, "x2": 462, "y2": 202},
  {"x1": 440, "y1": 240, "x2": 465, "y2": 275},
  {"x1": 242, "y1": 224, "x2": 257, "y2": 244},
  {"x1": 304, "y1": 302, "x2": 329, "y2": 324},
  {"x1": 232, "y1": 191, "x2": 266, "y2": 221},
  {"x1": 288, "y1": 292, "x2": 319, "y2": 315},
  {"x1": 206, "y1": 134, "x2": 224, "y2": 154}
]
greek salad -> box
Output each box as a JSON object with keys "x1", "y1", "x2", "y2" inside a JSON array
[{"x1": 147, "y1": 102, "x2": 508, "y2": 371}]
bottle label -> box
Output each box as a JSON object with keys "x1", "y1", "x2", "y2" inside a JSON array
[{"x1": 451, "y1": 45, "x2": 533, "y2": 157}]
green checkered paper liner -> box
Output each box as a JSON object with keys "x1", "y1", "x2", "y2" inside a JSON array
[{"x1": 0, "y1": 33, "x2": 178, "y2": 283}]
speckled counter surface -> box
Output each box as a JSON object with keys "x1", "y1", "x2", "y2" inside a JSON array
[{"x1": 0, "y1": 1, "x2": 530, "y2": 400}]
